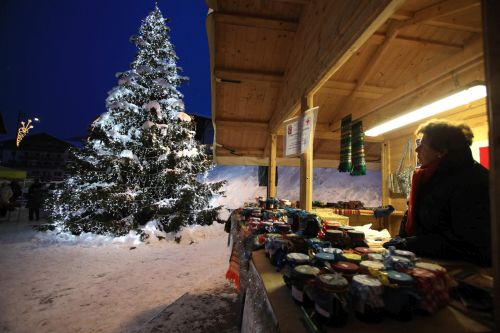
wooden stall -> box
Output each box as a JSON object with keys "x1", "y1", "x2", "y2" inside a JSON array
[{"x1": 205, "y1": 0, "x2": 498, "y2": 330}]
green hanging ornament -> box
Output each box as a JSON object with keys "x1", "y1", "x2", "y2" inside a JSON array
[
  {"x1": 350, "y1": 120, "x2": 366, "y2": 176},
  {"x1": 338, "y1": 115, "x2": 352, "y2": 172}
]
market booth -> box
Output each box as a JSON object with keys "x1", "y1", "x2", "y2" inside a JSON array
[{"x1": 206, "y1": 0, "x2": 500, "y2": 331}]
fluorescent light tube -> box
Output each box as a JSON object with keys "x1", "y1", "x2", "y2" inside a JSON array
[{"x1": 365, "y1": 84, "x2": 487, "y2": 137}]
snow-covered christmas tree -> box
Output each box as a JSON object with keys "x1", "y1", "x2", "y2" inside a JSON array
[{"x1": 48, "y1": 5, "x2": 225, "y2": 236}]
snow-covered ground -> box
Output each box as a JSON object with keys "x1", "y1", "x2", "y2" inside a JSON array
[{"x1": 0, "y1": 209, "x2": 238, "y2": 333}]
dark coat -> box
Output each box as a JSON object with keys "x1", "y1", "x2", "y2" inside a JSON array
[
  {"x1": 27, "y1": 182, "x2": 43, "y2": 209},
  {"x1": 400, "y1": 151, "x2": 491, "y2": 265}
]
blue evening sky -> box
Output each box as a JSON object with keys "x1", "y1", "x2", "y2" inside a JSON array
[{"x1": 0, "y1": 0, "x2": 211, "y2": 140}]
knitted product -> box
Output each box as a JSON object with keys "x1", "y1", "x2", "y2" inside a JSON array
[
  {"x1": 338, "y1": 115, "x2": 352, "y2": 172},
  {"x1": 350, "y1": 120, "x2": 366, "y2": 176}
]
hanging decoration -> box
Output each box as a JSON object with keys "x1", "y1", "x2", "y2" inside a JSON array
[
  {"x1": 338, "y1": 115, "x2": 352, "y2": 172},
  {"x1": 350, "y1": 120, "x2": 366, "y2": 176},
  {"x1": 16, "y1": 119, "x2": 34, "y2": 147}
]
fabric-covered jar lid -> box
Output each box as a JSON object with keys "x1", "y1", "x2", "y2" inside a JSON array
[
  {"x1": 387, "y1": 270, "x2": 413, "y2": 286},
  {"x1": 354, "y1": 247, "x2": 374, "y2": 254},
  {"x1": 415, "y1": 262, "x2": 446, "y2": 273},
  {"x1": 318, "y1": 273, "x2": 348, "y2": 290},
  {"x1": 365, "y1": 253, "x2": 384, "y2": 261},
  {"x1": 394, "y1": 249, "x2": 416, "y2": 261},
  {"x1": 359, "y1": 260, "x2": 385, "y2": 271},
  {"x1": 352, "y1": 274, "x2": 383, "y2": 288},
  {"x1": 294, "y1": 265, "x2": 321, "y2": 277},
  {"x1": 342, "y1": 253, "x2": 362, "y2": 264},
  {"x1": 332, "y1": 261, "x2": 359, "y2": 274},
  {"x1": 323, "y1": 247, "x2": 343, "y2": 255},
  {"x1": 325, "y1": 230, "x2": 343, "y2": 237},
  {"x1": 287, "y1": 252, "x2": 310, "y2": 264},
  {"x1": 315, "y1": 252, "x2": 336, "y2": 262}
]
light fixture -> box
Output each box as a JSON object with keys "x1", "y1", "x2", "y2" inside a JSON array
[{"x1": 365, "y1": 84, "x2": 487, "y2": 137}]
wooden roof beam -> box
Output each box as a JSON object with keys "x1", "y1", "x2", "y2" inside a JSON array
[
  {"x1": 391, "y1": 10, "x2": 481, "y2": 32},
  {"x1": 214, "y1": 68, "x2": 283, "y2": 83},
  {"x1": 396, "y1": 0, "x2": 480, "y2": 31},
  {"x1": 269, "y1": 0, "x2": 405, "y2": 133},
  {"x1": 216, "y1": 120, "x2": 269, "y2": 131},
  {"x1": 214, "y1": 12, "x2": 298, "y2": 32},
  {"x1": 319, "y1": 80, "x2": 393, "y2": 99},
  {"x1": 371, "y1": 32, "x2": 463, "y2": 50},
  {"x1": 270, "y1": 0, "x2": 310, "y2": 5},
  {"x1": 328, "y1": 36, "x2": 484, "y2": 131}
]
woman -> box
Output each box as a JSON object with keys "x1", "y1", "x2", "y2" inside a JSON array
[{"x1": 388, "y1": 120, "x2": 491, "y2": 265}]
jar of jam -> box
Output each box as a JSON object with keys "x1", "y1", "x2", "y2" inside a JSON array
[
  {"x1": 291, "y1": 265, "x2": 320, "y2": 305},
  {"x1": 313, "y1": 273, "x2": 350, "y2": 326},
  {"x1": 350, "y1": 274, "x2": 385, "y2": 322}
]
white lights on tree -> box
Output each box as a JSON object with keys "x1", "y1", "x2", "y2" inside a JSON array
[{"x1": 177, "y1": 112, "x2": 191, "y2": 122}]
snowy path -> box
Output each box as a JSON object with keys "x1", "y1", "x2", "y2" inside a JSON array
[{"x1": 0, "y1": 209, "x2": 238, "y2": 333}]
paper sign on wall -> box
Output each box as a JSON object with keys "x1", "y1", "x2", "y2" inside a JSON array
[{"x1": 283, "y1": 107, "x2": 319, "y2": 157}]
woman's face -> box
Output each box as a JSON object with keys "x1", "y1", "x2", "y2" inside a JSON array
[{"x1": 415, "y1": 135, "x2": 442, "y2": 167}]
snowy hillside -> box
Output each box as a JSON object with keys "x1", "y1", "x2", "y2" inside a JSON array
[{"x1": 207, "y1": 166, "x2": 382, "y2": 210}]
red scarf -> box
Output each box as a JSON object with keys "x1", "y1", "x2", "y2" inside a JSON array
[{"x1": 405, "y1": 159, "x2": 441, "y2": 236}]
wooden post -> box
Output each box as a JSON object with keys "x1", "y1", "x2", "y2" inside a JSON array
[
  {"x1": 300, "y1": 95, "x2": 314, "y2": 211},
  {"x1": 482, "y1": 0, "x2": 500, "y2": 329},
  {"x1": 268, "y1": 133, "x2": 277, "y2": 199}
]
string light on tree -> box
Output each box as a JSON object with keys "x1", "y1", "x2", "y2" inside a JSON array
[{"x1": 47, "y1": 4, "x2": 225, "y2": 237}]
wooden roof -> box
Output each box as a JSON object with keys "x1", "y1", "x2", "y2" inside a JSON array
[{"x1": 206, "y1": 0, "x2": 485, "y2": 167}]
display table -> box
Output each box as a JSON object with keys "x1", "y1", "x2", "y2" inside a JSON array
[{"x1": 246, "y1": 249, "x2": 492, "y2": 333}]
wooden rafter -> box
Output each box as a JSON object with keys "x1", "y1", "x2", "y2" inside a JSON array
[
  {"x1": 270, "y1": 0, "x2": 310, "y2": 5},
  {"x1": 268, "y1": 0, "x2": 405, "y2": 133},
  {"x1": 328, "y1": 36, "x2": 484, "y2": 131},
  {"x1": 326, "y1": 0, "x2": 480, "y2": 128},
  {"x1": 214, "y1": 12, "x2": 298, "y2": 32},
  {"x1": 216, "y1": 120, "x2": 269, "y2": 130},
  {"x1": 370, "y1": 32, "x2": 463, "y2": 50},
  {"x1": 391, "y1": 10, "x2": 481, "y2": 32},
  {"x1": 320, "y1": 80, "x2": 393, "y2": 99},
  {"x1": 397, "y1": 0, "x2": 480, "y2": 30},
  {"x1": 214, "y1": 68, "x2": 283, "y2": 83}
]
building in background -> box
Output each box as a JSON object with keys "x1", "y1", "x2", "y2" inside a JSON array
[{"x1": 0, "y1": 133, "x2": 75, "y2": 181}]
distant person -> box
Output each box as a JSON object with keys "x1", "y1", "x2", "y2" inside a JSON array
[
  {"x1": 27, "y1": 179, "x2": 43, "y2": 221},
  {"x1": 385, "y1": 120, "x2": 491, "y2": 265},
  {"x1": 9, "y1": 180, "x2": 22, "y2": 203},
  {"x1": 0, "y1": 182, "x2": 13, "y2": 217}
]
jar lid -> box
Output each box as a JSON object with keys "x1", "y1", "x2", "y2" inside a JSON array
[
  {"x1": 415, "y1": 262, "x2": 446, "y2": 273},
  {"x1": 387, "y1": 270, "x2": 413, "y2": 285},
  {"x1": 315, "y1": 252, "x2": 336, "y2": 262},
  {"x1": 318, "y1": 273, "x2": 348, "y2": 289},
  {"x1": 339, "y1": 226, "x2": 354, "y2": 231},
  {"x1": 332, "y1": 261, "x2": 359, "y2": 273},
  {"x1": 294, "y1": 265, "x2": 320, "y2": 277},
  {"x1": 359, "y1": 260, "x2": 384, "y2": 271},
  {"x1": 287, "y1": 252, "x2": 310, "y2": 263},
  {"x1": 352, "y1": 274, "x2": 382, "y2": 287},
  {"x1": 409, "y1": 267, "x2": 436, "y2": 280},
  {"x1": 323, "y1": 220, "x2": 342, "y2": 227},
  {"x1": 347, "y1": 230, "x2": 365, "y2": 237},
  {"x1": 326, "y1": 230, "x2": 343, "y2": 235},
  {"x1": 354, "y1": 247, "x2": 374, "y2": 254},
  {"x1": 391, "y1": 255, "x2": 411, "y2": 263},
  {"x1": 261, "y1": 222, "x2": 274, "y2": 227},
  {"x1": 323, "y1": 247, "x2": 343, "y2": 255},
  {"x1": 342, "y1": 253, "x2": 362, "y2": 263},
  {"x1": 365, "y1": 253, "x2": 383, "y2": 261},
  {"x1": 394, "y1": 249, "x2": 416, "y2": 261},
  {"x1": 273, "y1": 221, "x2": 285, "y2": 226}
]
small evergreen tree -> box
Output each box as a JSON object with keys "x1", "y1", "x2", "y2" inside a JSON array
[{"x1": 48, "y1": 5, "x2": 224, "y2": 236}]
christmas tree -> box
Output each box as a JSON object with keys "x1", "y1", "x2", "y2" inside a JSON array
[{"x1": 48, "y1": 5, "x2": 225, "y2": 236}]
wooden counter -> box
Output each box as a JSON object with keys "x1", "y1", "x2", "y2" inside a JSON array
[{"x1": 251, "y1": 249, "x2": 492, "y2": 333}]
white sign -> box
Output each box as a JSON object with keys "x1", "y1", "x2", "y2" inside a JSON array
[{"x1": 283, "y1": 107, "x2": 319, "y2": 157}]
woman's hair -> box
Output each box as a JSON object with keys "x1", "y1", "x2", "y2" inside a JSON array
[{"x1": 416, "y1": 119, "x2": 474, "y2": 158}]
